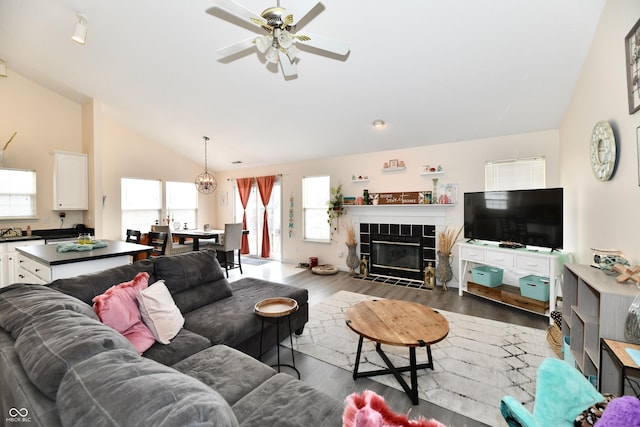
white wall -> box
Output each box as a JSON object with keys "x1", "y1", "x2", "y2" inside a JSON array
[
  {"x1": 560, "y1": 0, "x2": 640, "y2": 264},
  {"x1": 214, "y1": 129, "x2": 560, "y2": 270}
]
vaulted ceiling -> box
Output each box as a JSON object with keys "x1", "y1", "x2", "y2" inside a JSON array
[{"x1": 0, "y1": 0, "x2": 606, "y2": 171}]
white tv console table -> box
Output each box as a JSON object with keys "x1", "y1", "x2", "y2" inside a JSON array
[{"x1": 457, "y1": 242, "x2": 565, "y2": 323}]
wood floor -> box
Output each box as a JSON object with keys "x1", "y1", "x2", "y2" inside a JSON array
[{"x1": 250, "y1": 267, "x2": 549, "y2": 427}]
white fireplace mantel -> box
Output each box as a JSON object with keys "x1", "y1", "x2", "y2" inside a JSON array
[{"x1": 348, "y1": 204, "x2": 452, "y2": 227}]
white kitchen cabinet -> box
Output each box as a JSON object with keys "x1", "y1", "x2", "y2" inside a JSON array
[
  {"x1": 0, "y1": 239, "x2": 45, "y2": 287},
  {"x1": 53, "y1": 151, "x2": 88, "y2": 210}
]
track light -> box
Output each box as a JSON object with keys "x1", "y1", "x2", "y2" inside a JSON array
[
  {"x1": 0, "y1": 58, "x2": 7, "y2": 78},
  {"x1": 72, "y1": 13, "x2": 88, "y2": 45}
]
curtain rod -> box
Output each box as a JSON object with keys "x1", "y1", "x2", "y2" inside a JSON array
[{"x1": 227, "y1": 174, "x2": 283, "y2": 181}]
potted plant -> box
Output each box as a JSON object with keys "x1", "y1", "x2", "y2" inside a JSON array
[{"x1": 326, "y1": 184, "x2": 345, "y2": 224}]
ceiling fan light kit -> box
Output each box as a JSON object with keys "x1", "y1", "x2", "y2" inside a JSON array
[{"x1": 211, "y1": 0, "x2": 350, "y2": 78}]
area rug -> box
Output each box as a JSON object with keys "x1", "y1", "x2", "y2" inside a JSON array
[
  {"x1": 240, "y1": 256, "x2": 272, "y2": 266},
  {"x1": 287, "y1": 291, "x2": 556, "y2": 426}
]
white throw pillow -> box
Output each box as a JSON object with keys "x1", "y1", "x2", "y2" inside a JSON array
[{"x1": 136, "y1": 280, "x2": 184, "y2": 344}]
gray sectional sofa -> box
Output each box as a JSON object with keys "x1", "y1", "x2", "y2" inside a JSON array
[{"x1": 0, "y1": 250, "x2": 343, "y2": 426}]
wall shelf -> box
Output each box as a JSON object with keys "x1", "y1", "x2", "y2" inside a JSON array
[
  {"x1": 420, "y1": 171, "x2": 444, "y2": 176},
  {"x1": 381, "y1": 167, "x2": 405, "y2": 172},
  {"x1": 352, "y1": 178, "x2": 369, "y2": 183}
]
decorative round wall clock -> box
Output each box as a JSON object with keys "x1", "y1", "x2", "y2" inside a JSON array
[{"x1": 589, "y1": 121, "x2": 617, "y2": 181}]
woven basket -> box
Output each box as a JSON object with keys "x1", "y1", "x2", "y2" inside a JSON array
[{"x1": 547, "y1": 323, "x2": 563, "y2": 358}]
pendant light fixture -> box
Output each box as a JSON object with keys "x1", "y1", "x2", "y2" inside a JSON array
[{"x1": 195, "y1": 136, "x2": 217, "y2": 194}]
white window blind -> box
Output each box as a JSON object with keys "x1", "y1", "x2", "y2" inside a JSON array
[
  {"x1": 485, "y1": 157, "x2": 546, "y2": 191},
  {"x1": 121, "y1": 178, "x2": 161, "y2": 237},
  {"x1": 0, "y1": 168, "x2": 36, "y2": 218},
  {"x1": 302, "y1": 176, "x2": 330, "y2": 241}
]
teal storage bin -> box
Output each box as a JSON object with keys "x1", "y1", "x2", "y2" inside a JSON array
[
  {"x1": 471, "y1": 265, "x2": 503, "y2": 287},
  {"x1": 519, "y1": 274, "x2": 550, "y2": 301}
]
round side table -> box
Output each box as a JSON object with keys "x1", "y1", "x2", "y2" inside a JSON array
[{"x1": 255, "y1": 297, "x2": 300, "y2": 379}]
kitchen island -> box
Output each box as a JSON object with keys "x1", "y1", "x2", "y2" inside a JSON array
[{"x1": 15, "y1": 240, "x2": 152, "y2": 284}]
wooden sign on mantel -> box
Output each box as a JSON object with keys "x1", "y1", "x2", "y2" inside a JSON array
[{"x1": 372, "y1": 191, "x2": 429, "y2": 205}]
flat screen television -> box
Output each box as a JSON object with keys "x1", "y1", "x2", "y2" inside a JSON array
[{"x1": 463, "y1": 188, "x2": 563, "y2": 250}]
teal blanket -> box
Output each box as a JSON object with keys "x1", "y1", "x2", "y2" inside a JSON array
[{"x1": 56, "y1": 241, "x2": 108, "y2": 252}]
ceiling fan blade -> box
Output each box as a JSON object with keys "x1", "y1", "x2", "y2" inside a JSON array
[
  {"x1": 216, "y1": 36, "x2": 256, "y2": 57},
  {"x1": 286, "y1": 0, "x2": 320, "y2": 25},
  {"x1": 210, "y1": 0, "x2": 267, "y2": 28},
  {"x1": 278, "y1": 50, "x2": 297, "y2": 77},
  {"x1": 295, "y1": 31, "x2": 350, "y2": 56}
]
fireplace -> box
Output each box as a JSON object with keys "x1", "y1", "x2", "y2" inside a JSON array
[{"x1": 359, "y1": 223, "x2": 436, "y2": 282}]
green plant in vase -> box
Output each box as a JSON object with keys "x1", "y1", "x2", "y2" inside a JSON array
[{"x1": 327, "y1": 184, "x2": 345, "y2": 237}]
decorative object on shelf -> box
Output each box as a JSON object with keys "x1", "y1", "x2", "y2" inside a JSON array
[
  {"x1": 625, "y1": 294, "x2": 640, "y2": 344},
  {"x1": 209, "y1": 0, "x2": 350, "y2": 79},
  {"x1": 195, "y1": 136, "x2": 217, "y2": 194},
  {"x1": 432, "y1": 178, "x2": 439, "y2": 204},
  {"x1": 436, "y1": 226, "x2": 463, "y2": 290},
  {"x1": 345, "y1": 222, "x2": 359, "y2": 276},
  {"x1": 363, "y1": 189, "x2": 369, "y2": 205},
  {"x1": 424, "y1": 262, "x2": 435, "y2": 290},
  {"x1": 589, "y1": 121, "x2": 617, "y2": 181},
  {"x1": 288, "y1": 194, "x2": 294, "y2": 238},
  {"x1": 438, "y1": 183, "x2": 458, "y2": 205},
  {"x1": 389, "y1": 159, "x2": 398, "y2": 169},
  {"x1": 612, "y1": 263, "x2": 640, "y2": 287},
  {"x1": 625, "y1": 17, "x2": 640, "y2": 114}
]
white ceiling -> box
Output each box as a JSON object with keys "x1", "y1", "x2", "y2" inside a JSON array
[{"x1": 0, "y1": 0, "x2": 606, "y2": 171}]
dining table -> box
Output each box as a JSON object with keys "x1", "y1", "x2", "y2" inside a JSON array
[{"x1": 171, "y1": 229, "x2": 223, "y2": 251}]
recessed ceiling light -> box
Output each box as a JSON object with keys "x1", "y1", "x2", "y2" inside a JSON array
[
  {"x1": 231, "y1": 160, "x2": 243, "y2": 164},
  {"x1": 372, "y1": 119, "x2": 386, "y2": 128}
]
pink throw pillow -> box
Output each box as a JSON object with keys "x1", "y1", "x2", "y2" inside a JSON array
[{"x1": 92, "y1": 272, "x2": 156, "y2": 354}]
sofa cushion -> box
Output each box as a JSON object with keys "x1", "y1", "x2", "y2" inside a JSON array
[
  {"x1": 232, "y1": 373, "x2": 342, "y2": 427},
  {"x1": 0, "y1": 284, "x2": 98, "y2": 339},
  {"x1": 48, "y1": 259, "x2": 155, "y2": 305},
  {"x1": 57, "y1": 349, "x2": 239, "y2": 427},
  {"x1": 92, "y1": 272, "x2": 156, "y2": 354},
  {"x1": 183, "y1": 277, "x2": 308, "y2": 356},
  {"x1": 14, "y1": 310, "x2": 136, "y2": 400},
  {"x1": 137, "y1": 279, "x2": 184, "y2": 344},
  {"x1": 143, "y1": 328, "x2": 211, "y2": 366},
  {"x1": 151, "y1": 250, "x2": 233, "y2": 312},
  {"x1": 173, "y1": 345, "x2": 276, "y2": 406},
  {"x1": 0, "y1": 330, "x2": 63, "y2": 427}
]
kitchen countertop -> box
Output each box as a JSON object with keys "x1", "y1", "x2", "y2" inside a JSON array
[{"x1": 16, "y1": 240, "x2": 152, "y2": 266}]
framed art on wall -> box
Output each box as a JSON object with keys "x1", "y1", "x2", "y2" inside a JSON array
[{"x1": 625, "y1": 18, "x2": 640, "y2": 114}]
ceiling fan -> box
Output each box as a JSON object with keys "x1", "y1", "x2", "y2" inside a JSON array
[{"x1": 209, "y1": 0, "x2": 350, "y2": 78}]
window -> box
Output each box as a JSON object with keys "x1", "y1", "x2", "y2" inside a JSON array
[
  {"x1": 0, "y1": 168, "x2": 36, "y2": 218},
  {"x1": 121, "y1": 178, "x2": 161, "y2": 237},
  {"x1": 166, "y1": 181, "x2": 197, "y2": 229},
  {"x1": 485, "y1": 157, "x2": 545, "y2": 191},
  {"x1": 302, "y1": 176, "x2": 330, "y2": 241}
]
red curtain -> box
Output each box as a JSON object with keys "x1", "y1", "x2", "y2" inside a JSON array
[
  {"x1": 256, "y1": 175, "x2": 276, "y2": 258},
  {"x1": 236, "y1": 177, "x2": 253, "y2": 254}
]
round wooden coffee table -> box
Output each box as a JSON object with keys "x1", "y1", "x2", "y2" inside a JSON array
[{"x1": 345, "y1": 299, "x2": 449, "y2": 405}]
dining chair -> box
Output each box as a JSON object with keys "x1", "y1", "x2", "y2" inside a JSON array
[
  {"x1": 209, "y1": 223, "x2": 243, "y2": 278},
  {"x1": 151, "y1": 225, "x2": 192, "y2": 255},
  {"x1": 147, "y1": 231, "x2": 168, "y2": 257},
  {"x1": 125, "y1": 229, "x2": 142, "y2": 243}
]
